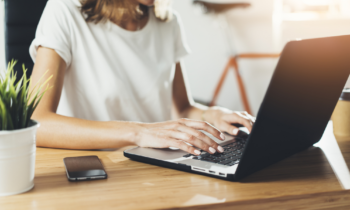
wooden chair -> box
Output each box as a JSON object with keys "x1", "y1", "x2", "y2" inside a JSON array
[{"x1": 194, "y1": 0, "x2": 280, "y2": 114}]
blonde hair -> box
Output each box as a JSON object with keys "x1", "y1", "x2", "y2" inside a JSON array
[{"x1": 80, "y1": 0, "x2": 172, "y2": 24}]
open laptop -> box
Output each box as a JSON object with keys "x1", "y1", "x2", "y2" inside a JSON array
[{"x1": 124, "y1": 35, "x2": 350, "y2": 181}]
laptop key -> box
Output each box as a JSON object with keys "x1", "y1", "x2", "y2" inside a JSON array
[
  {"x1": 227, "y1": 161, "x2": 238, "y2": 166},
  {"x1": 221, "y1": 159, "x2": 232, "y2": 165},
  {"x1": 183, "y1": 153, "x2": 192, "y2": 158},
  {"x1": 201, "y1": 152, "x2": 210, "y2": 157},
  {"x1": 224, "y1": 154, "x2": 231, "y2": 159},
  {"x1": 189, "y1": 140, "x2": 247, "y2": 165}
]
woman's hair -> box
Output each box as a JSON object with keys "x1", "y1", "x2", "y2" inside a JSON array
[{"x1": 80, "y1": 0, "x2": 172, "y2": 24}]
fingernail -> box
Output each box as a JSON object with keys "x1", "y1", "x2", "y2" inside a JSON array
[
  {"x1": 220, "y1": 133, "x2": 225, "y2": 140},
  {"x1": 233, "y1": 128, "x2": 239, "y2": 135},
  {"x1": 194, "y1": 150, "x2": 201, "y2": 155},
  {"x1": 209, "y1": 147, "x2": 216, "y2": 154},
  {"x1": 218, "y1": 146, "x2": 224, "y2": 153}
]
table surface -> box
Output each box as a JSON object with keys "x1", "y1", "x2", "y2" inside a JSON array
[{"x1": 1, "y1": 122, "x2": 350, "y2": 210}]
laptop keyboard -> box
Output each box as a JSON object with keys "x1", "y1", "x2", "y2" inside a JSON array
[{"x1": 183, "y1": 137, "x2": 248, "y2": 166}]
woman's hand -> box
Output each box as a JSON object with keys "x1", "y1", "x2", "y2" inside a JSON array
[
  {"x1": 133, "y1": 118, "x2": 226, "y2": 156},
  {"x1": 204, "y1": 107, "x2": 255, "y2": 136}
]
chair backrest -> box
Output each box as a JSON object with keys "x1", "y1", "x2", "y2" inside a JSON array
[{"x1": 4, "y1": 0, "x2": 47, "y2": 79}]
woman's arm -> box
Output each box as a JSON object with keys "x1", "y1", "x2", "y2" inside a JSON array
[
  {"x1": 172, "y1": 62, "x2": 255, "y2": 136},
  {"x1": 31, "y1": 47, "x2": 224, "y2": 155},
  {"x1": 31, "y1": 47, "x2": 135, "y2": 149}
]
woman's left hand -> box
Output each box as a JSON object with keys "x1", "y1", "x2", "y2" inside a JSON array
[{"x1": 204, "y1": 106, "x2": 256, "y2": 136}]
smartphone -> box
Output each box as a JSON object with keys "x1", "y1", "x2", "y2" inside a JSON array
[{"x1": 63, "y1": 155, "x2": 108, "y2": 181}]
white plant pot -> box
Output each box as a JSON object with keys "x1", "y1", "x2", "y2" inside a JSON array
[{"x1": 0, "y1": 120, "x2": 39, "y2": 196}]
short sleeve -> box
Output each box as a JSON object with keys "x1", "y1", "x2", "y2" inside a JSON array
[
  {"x1": 29, "y1": 0, "x2": 72, "y2": 67},
  {"x1": 172, "y1": 11, "x2": 191, "y2": 63}
]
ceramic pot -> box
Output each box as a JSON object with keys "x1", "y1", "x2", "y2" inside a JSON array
[{"x1": 0, "y1": 120, "x2": 39, "y2": 196}]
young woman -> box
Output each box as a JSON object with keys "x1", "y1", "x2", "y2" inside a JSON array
[{"x1": 29, "y1": 0, "x2": 255, "y2": 156}]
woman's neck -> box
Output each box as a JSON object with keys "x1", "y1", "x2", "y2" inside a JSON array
[
  {"x1": 114, "y1": 4, "x2": 150, "y2": 32},
  {"x1": 118, "y1": 15, "x2": 149, "y2": 31}
]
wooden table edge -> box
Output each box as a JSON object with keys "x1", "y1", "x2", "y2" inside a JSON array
[{"x1": 167, "y1": 190, "x2": 350, "y2": 210}]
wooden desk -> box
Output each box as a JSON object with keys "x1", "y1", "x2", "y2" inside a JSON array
[{"x1": 1, "y1": 122, "x2": 350, "y2": 209}]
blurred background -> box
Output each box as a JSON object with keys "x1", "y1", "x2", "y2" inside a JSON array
[{"x1": 1, "y1": 0, "x2": 350, "y2": 115}]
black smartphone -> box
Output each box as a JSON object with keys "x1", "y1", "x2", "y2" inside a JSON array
[{"x1": 63, "y1": 155, "x2": 108, "y2": 181}]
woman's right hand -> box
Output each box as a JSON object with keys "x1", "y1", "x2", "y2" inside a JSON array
[{"x1": 133, "y1": 118, "x2": 226, "y2": 155}]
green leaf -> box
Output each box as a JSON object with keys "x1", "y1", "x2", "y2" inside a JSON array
[{"x1": 0, "y1": 60, "x2": 52, "y2": 130}]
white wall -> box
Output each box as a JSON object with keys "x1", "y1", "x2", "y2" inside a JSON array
[
  {"x1": 172, "y1": 0, "x2": 230, "y2": 107},
  {"x1": 0, "y1": 1, "x2": 5, "y2": 71},
  {"x1": 173, "y1": 0, "x2": 278, "y2": 115}
]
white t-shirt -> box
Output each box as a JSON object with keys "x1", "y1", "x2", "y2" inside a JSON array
[{"x1": 30, "y1": 0, "x2": 190, "y2": 122}]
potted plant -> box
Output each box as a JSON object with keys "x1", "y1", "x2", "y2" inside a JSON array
[{"x1": 0, "y1": 60, "x2": 51, "y2": 196}]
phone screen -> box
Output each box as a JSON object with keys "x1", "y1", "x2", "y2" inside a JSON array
[{"x1": 63, "y1": 156, "x2": 107, "y2": 181}]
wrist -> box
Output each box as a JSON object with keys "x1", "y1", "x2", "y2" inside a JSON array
[
  {"x1": 109, "y1": 121, "x2": 144, "y2": 146},
  {"x1": 203, "y1": 107, "x2": 219, "y2": 124},
  {"x1": 128, "y1": 122, "x2": 146, "y2": 146},
  {"x1": 201, "y1": 109, "x2": 208, "y2": 121}
]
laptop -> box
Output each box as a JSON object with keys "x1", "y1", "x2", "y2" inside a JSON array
[{"x1": 124, "y1": 35, "x2": 350, "y2": 181}]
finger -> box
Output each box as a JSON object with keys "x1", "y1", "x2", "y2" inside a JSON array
[
  {"x1": 247, "y1": 115, "x2": 256, "y2": 123},
  {"x1": 219, "y1": 122, "x2": 240, "y2": 136},
  {"x1": 235, "y1": 113, "x2": 254, "y2": 131},
  {"x1": 171, "y1": 127, "x2": 221, "y2": 154},
  {"x1": 241, "y1": 111, "x2": 256, "y2": 123},
  {"x1": 224, "y1": 113, "x2": 253, "y2": 132},
  {"x1": 165, "y1": 130, "x2": 210, "y2": 152},
  {"x1": 178, "y1": 119, "x2": 225, "y2": 141},
  {"x1": 164, "y1": 138, "x2": 201, "y2": 156}
]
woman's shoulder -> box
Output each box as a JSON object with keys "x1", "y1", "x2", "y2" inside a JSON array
[
  {"x1": 47, "y1": 0, "x2": 80, "y2": 6},
  {"x1": 46, "y1": 0, "x2": 81, "y2": 13},
  {"x1": 171, "y1": 10, "x2": 181, "y2": 21},
  {"x1": 153, "y1": 9, "x2": 183, "y2": 29},
  {"x1": 42, "y1": 0, "x2": 83, "y2": 25},
  {"x1": 171, "y1": 10, "x2": 184, "y2": 26}
]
